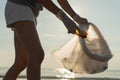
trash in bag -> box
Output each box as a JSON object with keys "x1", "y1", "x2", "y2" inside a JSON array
[{"x1": 51, "y1": 22, "x2": 113, "y2": 74}]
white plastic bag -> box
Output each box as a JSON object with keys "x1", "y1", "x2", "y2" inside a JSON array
[{"x1": 51, "y1": 23, "x2": 113, "y2": 74}]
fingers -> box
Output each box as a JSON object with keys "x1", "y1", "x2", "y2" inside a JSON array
[
  {"x1": 78, "y1": 29, "x2": 88, "y2": 38},
  {"x1": 80, "y1": 18, "x2": 88, "y2": 24},
  {"x1": 73, "y1": 14, "x2": 88, "y2": 25},
  {"x1": 75, "y1": 27, "x2": 88, "y2": 38}
]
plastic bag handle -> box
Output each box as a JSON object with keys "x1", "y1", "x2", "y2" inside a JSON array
[
  {"x1": 75, "y1": 29, "x2": 87, "y2": 38},
  {"x1": 81, "y1": 23, "x2": 113, "y2": 62}
]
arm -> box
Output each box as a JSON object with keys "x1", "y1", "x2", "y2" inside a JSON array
[
  {"x1": 38, "y1": 0, "x2": 87, "y2": 37},
  {"x1": 57, "y1": 0, "x2": 88, "y2": 25},
  {"x1": 38, "y1": 0, "x2": 78, "y2": 33},
  {"x1": 38, "y1": 0, "x2": 60, "y2": 15},
  {"x1": 57, "y1": 0, "x2": 76, "y2": 18}
]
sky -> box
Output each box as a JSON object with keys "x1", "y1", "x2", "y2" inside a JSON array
[{"x1": 0, "y1": 0, "x2": 120, "y2": 70}]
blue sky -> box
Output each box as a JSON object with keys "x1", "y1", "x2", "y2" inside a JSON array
[{"x1": 0, "y1": 0, "x2": 120, "y2": 70}]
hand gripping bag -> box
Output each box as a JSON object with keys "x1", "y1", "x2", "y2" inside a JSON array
[{"x1": 51, "y1": 23, "x2": 113, "y2": 74}]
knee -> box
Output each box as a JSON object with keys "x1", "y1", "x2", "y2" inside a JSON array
[
  {"x1": 36, "y1": 50, "x2": 45, "y2": 64},
  {"x1": 28, "y1": 50, "x2": 45, "y2": 65},
  {"x1": 36, "y1": 49, "x2": 45, "y2": 63}
]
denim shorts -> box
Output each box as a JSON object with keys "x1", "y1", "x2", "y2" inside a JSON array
[{"x1": 5, "y1": 1, "x2": 36, "y2": 28}]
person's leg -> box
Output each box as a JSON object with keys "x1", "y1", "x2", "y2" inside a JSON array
[
  {"x1": 12, "y1": 21, "x2": 44, "y2": 80},
  {"x1": 3, "y1": 31, "x2": 27, "y2": 80}
]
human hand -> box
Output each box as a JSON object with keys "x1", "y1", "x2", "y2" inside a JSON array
[
  {"x1": 56, "y1": 10, "x2": 79, "y2": 34},
  {"x1": 75, "y1": 28, "x2": 88, "y2": 38},
  {"x1": 73, "y1": 14, "x2": 88, "y2": 38},
  {"x1": 73, "y1": 14, "x2": 88, "y2": 26},
  {"x1": 56, "y1": 10, "x2": 87, "y2": 38}
]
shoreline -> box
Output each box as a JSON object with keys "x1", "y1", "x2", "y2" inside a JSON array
[{"x1": 0, "y1": 75, "x2": 120, "y2": 80}]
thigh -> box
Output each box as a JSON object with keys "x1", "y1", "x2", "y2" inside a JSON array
[
  {"x1": 14, "y1": 32, "x2": 27, "y2": 64},
  {"x1": 12, "y1": 21, "x2": 44, "y2": 62}
]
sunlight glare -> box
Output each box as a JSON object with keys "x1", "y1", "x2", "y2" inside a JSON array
[{"x1": 56, "y1": 68, "x2": 75, "y2": 78}]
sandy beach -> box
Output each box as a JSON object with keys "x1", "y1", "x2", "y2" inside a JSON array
[
  {"x1": 40, "y1": 76, "x2": 120, "y2": 80},
  {"x1": 1, "y1": 75, "x2": 120, "y2": 80},
  {"x1": 1, "y1": 77, "x2": 120, "y2": 80},
  {"x1": 63, "y1": 78, "x2": 120, "y2": 80}
]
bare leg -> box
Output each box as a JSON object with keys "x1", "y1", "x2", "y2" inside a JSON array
[
  {"x1": 3, "y1": 31, "x2": 27, "y2": 80},
  {"x1": 12, "y1": 21, "x2": 44, "y2": 80}
]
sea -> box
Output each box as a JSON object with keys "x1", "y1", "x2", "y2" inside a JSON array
[{"x1": 0, "y1": 67, "x2": 120, "y2": 80}]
